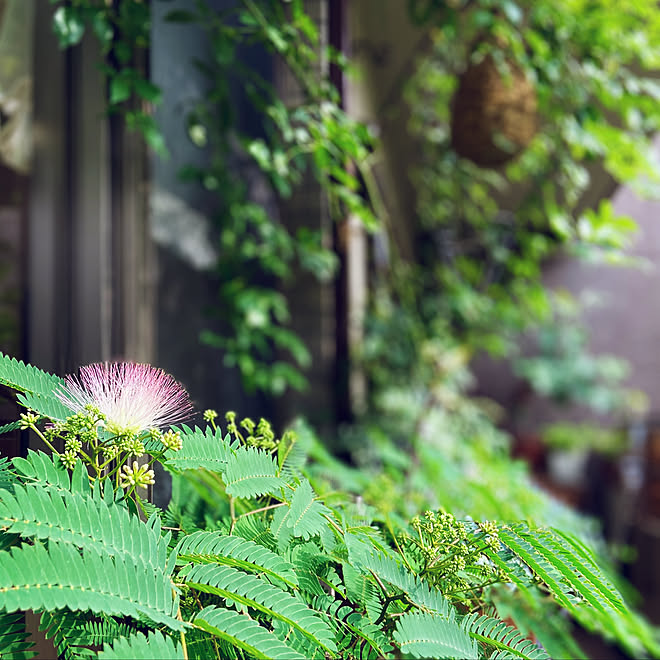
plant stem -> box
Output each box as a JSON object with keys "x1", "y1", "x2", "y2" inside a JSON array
[{"x1": 235, "y1": 501, "x2": 286, "y2": 520}]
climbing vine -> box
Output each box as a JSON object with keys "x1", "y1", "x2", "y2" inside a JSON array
[
  {"x1": 362, "y1": 0, "x2": 660, "y2": 424},
  {"x1": 49, "y1": 0, "x2": 378, "y2": 394}
]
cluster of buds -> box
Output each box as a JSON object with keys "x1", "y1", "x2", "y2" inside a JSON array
[
  {"x1": 225, "y1": 411, "x2": 279, "y2": 451},
  {"x1": 119, "y1": 461, "x2": 156, "y2": 490},
  {"x1": 477, "y1": 519, "x2": 502, "y2": 553},
  {"x1": 412, "y1": 510, "x2": 469, "y2": 549},
  {"x1": 411, "y1": 510, "x2": 504, "y2": 591}
]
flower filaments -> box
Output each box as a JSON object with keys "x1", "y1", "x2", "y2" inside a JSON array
[{"x1": 55, "y1": 361, "x2": 194, "y2": 437}]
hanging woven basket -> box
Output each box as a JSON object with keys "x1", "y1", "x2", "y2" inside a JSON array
[{"x1": 450, "y1": 52, "x2": 538, "y2": 167}]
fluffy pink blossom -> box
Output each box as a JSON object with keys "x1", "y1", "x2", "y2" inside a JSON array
[{"x1": 56, "y1": 362, "x2": 194, "y2": 435}]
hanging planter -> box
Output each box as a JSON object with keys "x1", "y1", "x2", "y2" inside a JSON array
[{"x1": 450, "y1": 50, "x2": 538, "y2": 168}]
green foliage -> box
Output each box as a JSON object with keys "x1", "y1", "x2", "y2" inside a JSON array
[
  {"x1": 171, "y1": 0, "x2": 376, "y2": 394},
  {"x1": 366, "y1": 0, "x2": 660, "y2": 433},
  {"x1": 0, "y1": 355, "x2": 656, "y2": 658},
  {"x1": 222, "y1": 447, "x2": 285, "y2": 499},
  {"x1": 513, "y1": 295, "x2": 644, "y2": 415},
  {"x1": 393, "y1": 612, "x2": 478, "y2": 659},
  {"x1": 464, "y1": 612, "x2": 550, "y2": 660},
  {"x1": 49, "y1": 0, "x2": 164, "y2": 155},
  {"x1": 193, "y1": 606, "x2": 305, "y2": 660},
  {"x1": 0, "y1": 540, "x2": 181, "y2": 629},
  {"x1": 98, "y1": 631, "x2": 183, "y2": 660},
  {"x1": 0, "y1": 612, "x2": 36, "y2": 660}
]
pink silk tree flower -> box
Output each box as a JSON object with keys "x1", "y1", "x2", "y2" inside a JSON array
[{"x1": 56, "y1": 362, "x2": 194, "y2": 436}]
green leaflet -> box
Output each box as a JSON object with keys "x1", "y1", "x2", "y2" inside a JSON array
[
  {"x1": 352, "y1": 547, "x2": 455, "y2": 619},
  {"x1": 0, "y1": 541, "x2": 181, "y2": 630},
  {"x1": 0, "y1": 352, "x2": 65, "y2": 398},
  {"x1": 222, "y1": 446, "x2": 286, "y2": 498},
  {"x1": 0, "y1": 457, "x2": 17, "y2": 493},
  {"x1": 269, "y1": 479, "x2": 333, "y2": 550},
  {"x1": 0, "y1": 611, "x2": 36, "y2": 660},
  {"x1": 270, "y1": 504, "x2": 294, "y2": 551},
  {"x1": 493, "y1": 526, "x2": 580, "y2": 611},
  {"x1": 497, "y1": 524, "x2": 624, "y2": 614},
  {"x1": 463, "y1": 612, "x2": 549, "y2": 660},
  {"x1": 548, "y1": 527, "x2": 626, "y2": 613},
  {"x1": 0, "y1": 421, "x2": 22, "y2": 436},
  {"x1": 491, "y1": 586, "x2": 588, "y2": 660},
  {"x1": 0, "y1": 352, "x2": 72, "y2": 422},
  {"x1": 193, "y1": 606, "x2": 306, "y2": 660},
  {"x1": 287, "y1": 479, "x2": 332, "y2": 540},
  {"x1": 342, "y1": 562, "x2": 383, "y2": 624},
  {"x1": 165, "y1": 426, "x2": 233, "y2": 473},
  {"x1": 313, "y1": 594, "x2": 393, "y2": 659},
  {"x1": 16, "y1": 390, "x2": 73, "y2": 422},
  {"x1": 98, "y1": 631, "x2": 183, "y2": 660},
  {"x1": 393, "y1": 611, "x2": 478, "y2": 659},
  {"x1": 0, "y1": 483, "x2": 170, "y2": 576},
  {"x1": 12, "y1": 450, "x2": 76, "y2": 491},
  {"x1": 489, "y1": 524, "x2": 660, "y2": 658},
  {"x1": 185, "y1": 563, "x2": 337, "y2": 655},
  {"x1": 40, "y1": 610, "x2": 114, "y2": 660},
  {"x1": 176, "y1": 530, "x2": 298, "y2": 588},
  {"x1": 287, "y1": 542, "x2": 332, "y2": 597}
]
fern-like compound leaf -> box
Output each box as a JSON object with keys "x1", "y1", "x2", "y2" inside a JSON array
[
  {"x1": 185, "y1": 563, "x2": 337, "y2": 654},
  {"x1": 40, "y1": 610, "x2": 108, "y2": 660},
  {"x1": 464, "y1": 612, "x2": 550, "y2": 659},
  {"x1": 287, "y1": 479, "x2": 332, "y2": 540},
  {"x1": 313, "y1": 595, "x2": 393, "y2": 660},
  {"x1": 0, "y1": 352, "x2": 65, "y2": 397},
  {"x1": 393, "y1": 611, "x2": 479, "y2": 659},
  {"x1": 97, "y1": 630, "x2": 183, "y2": 659},
  {"x1": 176, "y1": 530, "x2": 298, "y2": 587},
  {"x1": 16, "y1": 390, "x2": 73, "y2": 422},
  {"x1": 165, "y1": 425, "x2": 232, "y2": 473},
  {"x1": 494, "y1": 526, "x2": 577, "y2": 611},
  {"x1": 270, "y1": 503, "x2": 294, "y2": 551},
  {"x1": 491, "y1": 587, "x2": 588, "y2": 660},
  {"x1": 353, "y1": 549, "x2": 455, "y2": 619},
  {"x1": 0, "y1": 484, "x2": 169, "y2": 575},
  {"x1": 0, "y1": 420, "x2": 22, "y2": 436},
  {"x1": 497, "y1": 525, "x2": 625, "y2": 615},
  {"x1": 0, "y1": 456, "x2": 17, "y2": 493},
  {"x1": 0, "y1": 611, "x2": 36, "y2": 660},
  {"x1": 547, "y1": 527, "x2": 626, "y2": 614},
  {"x1": 0, "y1": 541, "x2": 181, "y2": 630},
  {"x1": 12, "y1": 450, "x2": 74, "y2": 491},
  {"x1": 0, "y1": 351, "x2": 71, "y2": 421},
  {"x1": 193, "y1": 605, "x2": 307, "y2": 660},
  {"x1": 222, "y1": 446, "x2": 286, "y2": 498}
]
